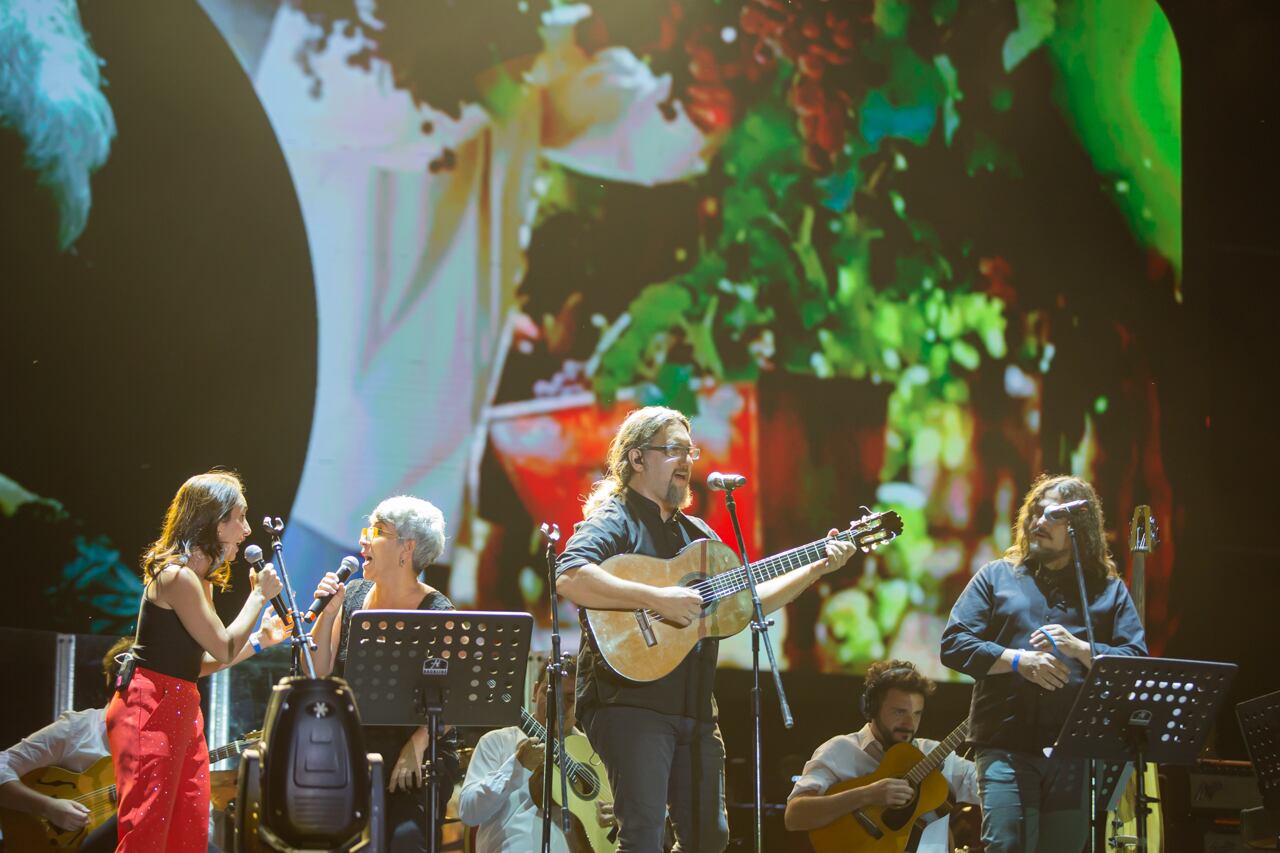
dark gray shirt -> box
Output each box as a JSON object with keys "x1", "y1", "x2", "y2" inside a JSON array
[
  {"x1": 557, "y1": 488, "x2": 720, "y2": 720},
  {"x1": 940, "y1": 558, "x2": 1147, "y2": 751}
]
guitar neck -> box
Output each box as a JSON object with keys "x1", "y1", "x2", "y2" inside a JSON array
[
  {"x1": 518, "y1": 708, "x2": 576, "y2": 778},
  {"x1": 74, "y1": 736, "x2": 253, "y2": 817},
  {"x1": 1131, "y1": 552, "x2": 1147, "y2": 626},
  {"x1": 706, "y1": 527, "x2": 867, "y2": 603},
  {"x1": 208, "y1": 737, "x2": 251, "y2": 766},
  {"x1": 904, "y1": 722, "x2": 969, "y2": 785}
]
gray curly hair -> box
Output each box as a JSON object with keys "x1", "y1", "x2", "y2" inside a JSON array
[{"x1": 370, "y1": 495, "x2": 446, "y2": 573}]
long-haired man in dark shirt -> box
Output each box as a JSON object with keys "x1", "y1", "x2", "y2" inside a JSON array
[
  {"x1": 940, "y1": 474, "x2": 1147, "y2": 853},
  {"x1": 555, "y1": 406, "x2": 856, "y2": 852}
]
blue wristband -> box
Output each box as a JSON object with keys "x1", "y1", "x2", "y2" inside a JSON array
[
  {"x1": 250, "y1": 632, "x2": 262, "y2": 655},
  {"x1": 1012, "y1": 651, "x2": 1022, "y2": 673}
]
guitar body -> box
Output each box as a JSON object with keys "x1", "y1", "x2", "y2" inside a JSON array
[
  {"x1": 808, "y1": 742, "x2": 949, "y2": 853},
  {"x1": 584, "y1": 540, "x2": 769, "y2": 683},
  {"x1": 1104, "y1": 763, "x2": 1164, "y2": 851},
  {"x1": 582, "y1": 512, "x2": 902, "y2": 684},
  {"x1": 530, "y1": 733, "x2": 618, "y2": 852},
  {"x1": 0, "y1": 756, "x2": 115, "y2": 850}
]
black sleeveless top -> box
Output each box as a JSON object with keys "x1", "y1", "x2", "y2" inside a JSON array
[{"x1": 135, "y1": 598, "x2": 204, "y2": 682}]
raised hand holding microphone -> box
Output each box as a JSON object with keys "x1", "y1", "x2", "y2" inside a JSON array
[
  {"x1": 305, "y1": 556, "x2": 361, "y2": 623},
  {"x1": 245, "y1": 544, "x2": 292, "y2": 628}
]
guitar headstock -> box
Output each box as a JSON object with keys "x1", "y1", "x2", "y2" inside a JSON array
[
  {"x1": 847, "y1": 510, "x2": 904, "y2": 553},
  {"x1": 1128, "y1": 505, "x2": 1159, "y2": 554}
]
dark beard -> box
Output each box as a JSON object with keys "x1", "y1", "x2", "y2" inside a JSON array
[{"x1": 1029, "y1": 539, "x2": 1067, "y2": 567}]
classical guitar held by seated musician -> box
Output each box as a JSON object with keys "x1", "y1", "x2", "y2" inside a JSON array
[
  {"x1": 0, "y1": 732, "x2": 260, "y2": 851},
  {"x1": 580, "y1": 510, "x2": 903, "y2": 683},
  {"x1": 806, "y1": 721, "x2": 969, "y2": 853}
]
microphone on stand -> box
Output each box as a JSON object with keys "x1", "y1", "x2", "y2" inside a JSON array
[
  {"x1": 304, "y1": 556, "x2": 361, "y2": 623},
  {"x1": 1044, "y1": 499, "x2": 1090, "y2": 521},
  {"x1": 707, "y1": 472, "x2": 747, "y2": 492},
  {"x1": 245, "y1": 544, "x2": 292, "y2": 627}
]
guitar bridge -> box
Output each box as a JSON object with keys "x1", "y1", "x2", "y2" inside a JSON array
[
  {"x1": 851, "y1": 809, "x2": 884, "y2": 839},
  {"x1": 634, "y1": 610, "x2": 658, "y2": 647}
]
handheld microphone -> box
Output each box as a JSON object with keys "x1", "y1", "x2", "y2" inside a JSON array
[
  {"x1": 1044, "y1": 499, "x2": 1090, "y2": 521},
  {"x1": 244, "y1": 544, "x2": 292, "y2": 627},
  {"x1": 707, "y1": 472, "x2": 747, "y2": 492},
  {"x1": 304, "y1": 556, "x2": 361, "y2": 623}
]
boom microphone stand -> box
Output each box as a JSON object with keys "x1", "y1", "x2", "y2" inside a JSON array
[
  {"x1": 1066, "y1": 517, "x2": 1099, "y2": 853},
  {"x1": 715, "y1": 474, "x2": 791, "y2": 853},
  {"x1": 538, "y1": 522, "x2": 572, "y2": 853},
  {"x1": 262, "y1": 516, "x2": 317, "y2": 678}
]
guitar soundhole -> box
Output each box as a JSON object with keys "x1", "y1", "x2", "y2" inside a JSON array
[
  {"x1": 572, "y1": 766, "x2": 598, "y2": 799},
  {"x1": 880, "y1": 789, "x2": 920, "y2": 831},
  {"x1": 678, "y1": 574, "x2": 717, "y2": 616}
]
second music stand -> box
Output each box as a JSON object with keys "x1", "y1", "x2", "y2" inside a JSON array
[{"x1": 1052, "y1": 655, "x2": 1238, "y2": 852}]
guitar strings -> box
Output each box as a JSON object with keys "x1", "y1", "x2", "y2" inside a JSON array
[
  {"x1": 637, "y1": 524, "x2": 881, "y2": 621},
  {"x1": 520, "y1": 711, "x2": 602, "y2": 798}
]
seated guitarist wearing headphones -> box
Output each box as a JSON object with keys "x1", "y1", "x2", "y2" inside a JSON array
[{"x1": 784, "y1": 660, "x2": 977, "y2": 853}]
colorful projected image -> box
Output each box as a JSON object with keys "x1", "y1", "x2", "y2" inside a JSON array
[{"x1": 1, "y1": 0, "x2": 1181, "y2": 683}]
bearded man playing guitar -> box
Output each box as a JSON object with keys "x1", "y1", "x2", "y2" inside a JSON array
[
  {"x1": 784, "y1": 660, "x2": 977, "y2": 853},
  {"x1": 555, "y1": 406, "x2": 858, "y2": 852}
]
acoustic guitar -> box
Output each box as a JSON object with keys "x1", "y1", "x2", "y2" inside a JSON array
[
  {"x1": 583, "y1": 511, "x2": 903, "y2": 683},
  {"x1": 1101, "y1": 506, "x2": 1164, "y2": 851},
  {"x1": 808, "y1": 720, "x2": 969, "y2": 853},
  {"x1": 520, "y1": 707, "x2": 617, "y2": 852},
  {"x1": 0, "y1": 731, "x2": 260, "y2": 850}
]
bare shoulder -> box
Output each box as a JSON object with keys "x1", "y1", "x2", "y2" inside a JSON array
[{"x1": 153, "y1": 564, "x2": 204, "y2": 604}]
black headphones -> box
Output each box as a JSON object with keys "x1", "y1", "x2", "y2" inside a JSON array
[{"x1": 860, "y1": 664, "x2": 918, "y2": 719}]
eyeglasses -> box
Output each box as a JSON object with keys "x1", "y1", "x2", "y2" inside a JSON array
[
  {"x1": 360, "y1": 525, "x2": 397, "y2": 541},
  {"x1": 640, "y1": 444, "x2": 700, "y2": 461}
]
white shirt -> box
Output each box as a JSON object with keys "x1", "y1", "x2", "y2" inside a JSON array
[
  {"x1": 458, "y1": 725, "x2": 572, "y2": 853},
  {"x1": 0, "y1": 708, "x2": 109, "y2": 786},
  {"x1": 788, "y1": 723, "x2": 978, "y2": 853}
]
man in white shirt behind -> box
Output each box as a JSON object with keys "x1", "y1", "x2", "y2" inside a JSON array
[
  {"x1": 0, "y1": 637, "x2": 131, "y2": 852},
  {"x1": 459, "y1": 655, "x2": 613, "y2": 853},
  {"x1": 784, "y1": 659, "x2": 978, "y2": 853}
]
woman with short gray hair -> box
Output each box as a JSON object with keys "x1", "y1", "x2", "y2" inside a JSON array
[
  {"x1": 306, "y1": 494, "x2": 459, "y2": 851},
  {"x1": 367, "y1": 494, "x2": 447, "y2": 573}
]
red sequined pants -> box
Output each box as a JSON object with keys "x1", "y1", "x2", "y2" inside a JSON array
[{"x1": 106, "y1": 667, "x2": 210, "y2": 852}]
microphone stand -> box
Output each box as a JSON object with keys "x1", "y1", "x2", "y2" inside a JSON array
[
  {"x1": 720, "y1": 484, "x2": 791, "y2": 853},
  {"x1": 1067, "y1": 519, "x2": 1098, "y2": 853},
  {"x1": 263, "y1": 516, "x2": 317, "y2": 679},
  {"x1": 537, "y1": 522, "x2": 571, "y2": 853}
]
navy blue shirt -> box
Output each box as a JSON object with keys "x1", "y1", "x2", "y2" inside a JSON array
[
  {"x1": 940, "y1": 559, "x2": 1147, "y2": 751},
  {"x1": 557, "y1": 488, "x2": 720, "y2": 721}
]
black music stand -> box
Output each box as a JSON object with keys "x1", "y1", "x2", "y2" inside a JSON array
[
  {"x1": 1052, "y1": 655, "x2": 1238, "y2": 852},
  {"x1": 1237, "y1": 689, "x2": 1280, "y2": 846},
  {"x1": 345, "y1": 610, "x2": 534, "y2": 853}
]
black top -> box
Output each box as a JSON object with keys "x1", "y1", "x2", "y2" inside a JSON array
[
  {"x1": 135, "y1": 598, "x2": 204, "y2": 682},
  {"x1": 940, "y1": 558, "x2": 1148, "y2": 751},
  {"x1": 334, "y1": 579, "x2": 460, "y2": 787},
  {"x1": 556, "y1": 488, "x2": 720, "y2": 721}
]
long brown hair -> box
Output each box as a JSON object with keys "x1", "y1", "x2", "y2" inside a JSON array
[
  {"x1": 1004, "y1": 473, "x2": 1117, "y2": 581},
  {"x1": 581, "y1": 406, "x2": 691, "y2": 519},
  {"x1": 142, "y1": 471, "x2": 246, "y2": 590}
]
